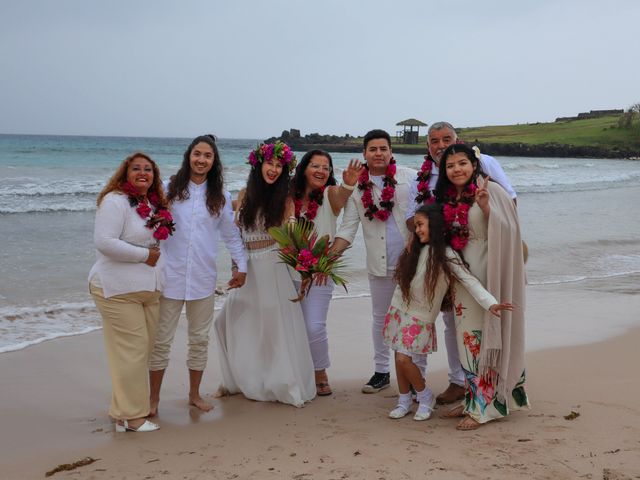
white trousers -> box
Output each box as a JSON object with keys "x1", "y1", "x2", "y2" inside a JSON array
[
  {"x1": 295, "y1": 280, "x2": 334, "y2": 371},
  {"x1": 149, "y1": 294, "x2": 216, "y2": 372},
  {"x1": 420, "y1": 309, "x2": 465, "y2": 386},
  {"x1": 368, "y1": 273, "x2": 397, "y2": 373}
]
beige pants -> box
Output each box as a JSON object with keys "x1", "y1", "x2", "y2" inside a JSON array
[
  {"x1": 149, "y1": 294, "x2": 216, "y2": 371},
  {"x1": 91, "y1": 285, "x2": 160, "y2": 420}
]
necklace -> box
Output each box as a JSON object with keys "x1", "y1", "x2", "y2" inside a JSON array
[
  {"x1": 414, "y1": 154, "x2": 435, "y2": 205},
  {"x1": 294, "y1": 186, "x2": 325, "y2": 222},
  {"x1": 121, "y1": 182, "x2": 175, "y2": 241},
  {"x1": 442, "y1": 183, "x2": 477, "y2": 251},
  {"x1": 357, "y1": 160, "x2": 396, "y2": 221}
]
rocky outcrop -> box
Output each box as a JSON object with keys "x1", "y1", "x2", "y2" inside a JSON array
[{"x1": 266, "y1": 129, "x2": 352, "y2": 147}]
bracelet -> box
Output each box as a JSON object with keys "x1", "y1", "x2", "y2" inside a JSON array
[{"x1": 340, "y1": 182, "x2": 355, "y2": 191}]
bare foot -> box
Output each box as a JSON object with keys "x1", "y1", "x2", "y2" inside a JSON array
[
  {"x1": 440, "y1": 404, "x2": 465, "y2": 419},
  {"x1": 456, "y1": 415, "x2": 481, "y2": 431},
  {"x1": 189, "y1": 394, "x2": 214, "y2": 412},
  {"x1": 148, "y1": 398, "x2": 159, "y2": 417}
]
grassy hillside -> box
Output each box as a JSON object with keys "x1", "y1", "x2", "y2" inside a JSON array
[
  {"x1": 457, "y1": 115, "x2": 639, "y2": 148},
  {"x1": 390, "y1": 114, "x2": 640, "y2": 152}
]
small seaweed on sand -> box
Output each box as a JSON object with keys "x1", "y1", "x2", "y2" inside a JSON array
[
  {"x1": 563, "y1": 411, "x2": 580, "y2": 420},
  {"x1": 45, "y1": 457, "x2": 98, "y2": 477}
]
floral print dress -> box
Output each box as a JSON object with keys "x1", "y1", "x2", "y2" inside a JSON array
[{"x1": 453, "y1": 201, "x2": 530, "y2": 423}]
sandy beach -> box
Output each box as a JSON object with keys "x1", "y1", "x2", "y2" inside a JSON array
[{"x1": 1, "y1": 279, "x2": 639, "y2": 480}]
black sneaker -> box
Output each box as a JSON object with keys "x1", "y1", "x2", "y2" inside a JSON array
[{"x1": 361, "y1": 372, "x2": 390, "y2": 393}]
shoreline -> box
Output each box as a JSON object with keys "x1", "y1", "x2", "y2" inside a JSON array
[
  {"x1": 3, "y1": 269, "x2": 640, "y2": 356},
  {"x1": 2, "y1": 281, "x2": 639, "y2": 479}
]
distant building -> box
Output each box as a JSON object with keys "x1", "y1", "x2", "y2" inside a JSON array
[{"x1": 556, "y1": 109, "x2": 623, "y2": 122}]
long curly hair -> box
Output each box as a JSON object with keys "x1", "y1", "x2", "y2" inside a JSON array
[
  {"x1": 238, "y1": 160, "x2": 291, "y2": 230},
  {"x1": 96, "y1": 152, "x2": 166, "y2": 207},
  {"x1": 394, "y1": 204, "x2": 464, "y2": 306},
  {"x1": 166, "y1": 135, "x2": 225, "y2": 215},
  {"x1": 433, "y1": 143, "x2": 485, "y2": 202},
  {"x1": 291, "y1": 149, "x2": 337, "y2": 199}
]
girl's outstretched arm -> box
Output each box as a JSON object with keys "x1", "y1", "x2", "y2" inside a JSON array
[{"x1": 488, "y1": 302, "x2": 513, "y2": 317}]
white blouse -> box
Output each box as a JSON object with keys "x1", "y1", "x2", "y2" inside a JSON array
[
  {"x1": 88, "y1": 192, "x2": 165, "y2": 298},
  {"x1": 304, "y1": 188, "x2": 337, "y2": 240}
]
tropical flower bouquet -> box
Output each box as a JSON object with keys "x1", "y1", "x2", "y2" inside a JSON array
[{"x1": 268, "y1": 218, "x2": 348, "y2": 302}]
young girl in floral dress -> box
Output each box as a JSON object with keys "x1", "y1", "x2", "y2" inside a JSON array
[{"x1": 382, "y1": 204, "x2": 512, "y2": 421}]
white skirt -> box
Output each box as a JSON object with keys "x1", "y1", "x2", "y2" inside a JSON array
[{"x1": 213, "y1": 248, "x2": 316, "y2": 407}]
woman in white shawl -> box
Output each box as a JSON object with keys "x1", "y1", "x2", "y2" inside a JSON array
[{"x1": 434, "y1": 144, "x2": 529, "y2": 430}]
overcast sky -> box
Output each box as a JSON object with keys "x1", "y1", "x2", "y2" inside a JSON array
[{"x1": 1, "y1": 0, "x2": 639, "y2": 139}]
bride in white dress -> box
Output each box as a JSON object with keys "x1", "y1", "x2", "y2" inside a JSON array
[{"x1": 214, "y1": 143, "x2": 316, "y2": 407}]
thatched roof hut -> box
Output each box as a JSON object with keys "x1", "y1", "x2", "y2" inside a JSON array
[{"x1": 395, "y1": 118, "x2": 428, "y2": 144}]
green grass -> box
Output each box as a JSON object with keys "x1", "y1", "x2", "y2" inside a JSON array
[
  {"x1": 386, "y1": 115, "x2": 640, "y2": 150},
  {"x1": 457, "y1": 115, "x2": 640, "y2": 148},
  {"x1": 307, "y1": 115, "x2": 640, "y2": 154}
]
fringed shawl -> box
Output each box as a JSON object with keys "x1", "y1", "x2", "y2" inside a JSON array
[{"x1": 478, "y1": 181, "x2": 526, "y2": 403}]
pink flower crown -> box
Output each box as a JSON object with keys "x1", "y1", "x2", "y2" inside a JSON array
[{"x1": 248, "y1": 141, "x2": 297, "y2": 172}]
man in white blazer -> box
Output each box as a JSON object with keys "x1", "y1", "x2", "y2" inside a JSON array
[{"x1": 333, "y1": 129, "x2": 417, "y2": 393}]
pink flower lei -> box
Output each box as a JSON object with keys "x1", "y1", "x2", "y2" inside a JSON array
[
  {"x1": 294, "y1": 186, "x2": 325, "y2": 222},
  {"x1": 120, "y1": 182, "x2": 175, "y2": 241},
  {"x1": 357, "y1": 159, "x2": 397, "y2": 222},
  {"x1": 442, "y1": 182, "x2": 477, "y2": 251},
  {"x1": 247, "y1": 141, "x2": 297, "y2": 172}
]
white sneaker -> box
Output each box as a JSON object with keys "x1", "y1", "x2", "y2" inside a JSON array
[
  {"x1": 413, "y1": 395, "x2": 436, "y2": 421},
  {"x1": 388, "y1": 404, "x2": 411, "y2": 419}
]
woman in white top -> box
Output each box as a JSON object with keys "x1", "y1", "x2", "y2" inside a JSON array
[
  {"x1": 289, "y1": 150, "x2": 362, "y2": 395},
  {"x1": 148, "y1": 135, "x2": 248, "y2": 416},
  {"x1": 214, "y1": 142, "x2": 315, "y2": 407},
  {"x1": 89, "y1": 152, "x2": 173, "y2": 433},
  {"x1": 383, "y1": 204, "x2": 512, "y2": 422}
]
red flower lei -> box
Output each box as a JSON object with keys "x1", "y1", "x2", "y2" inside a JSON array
[
  {"x1": 416, "y1": 140, "x2": 466, "y2": 205},
  {"x1": 414, "y1": 154, "x2": 436, "y2": 206},
  {"x1": 294, "y1": 186, "x2": 325, "y2": 222},
  {"x1": 442, "y1": 183, "x2": 477, "y2": 251},
  {"x1": 357, "y1": 160, "x2": 397, "y2": 221},
  {"x1": 121, "y1": 182, "x2": 175, "y2": 241}
]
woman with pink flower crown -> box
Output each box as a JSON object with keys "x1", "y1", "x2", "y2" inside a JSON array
[
  {"x1": 383, "y1": 204, "x2": 512, "y2": 422},
  {"x1": 213, "y1": 141, "x2": 316, "y2": 407},
  {"x1": 434, "y1": 143, "x2": 529, "y2": 430}
]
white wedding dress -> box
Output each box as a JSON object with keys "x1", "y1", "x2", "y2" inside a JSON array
[{"x1": 213, "y1": 222, "x2": 316, "y2": 407}]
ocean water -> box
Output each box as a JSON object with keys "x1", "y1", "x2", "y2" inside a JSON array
[{"x1": 1, "y1": 134, "x2": 640, "y2": 353}]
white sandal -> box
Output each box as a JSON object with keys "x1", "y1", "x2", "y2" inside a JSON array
[
  {"x1": 388, "y1": 404, "x2": 411, "y2": 419},
  {"x1": 115, "y1": 419, "x2": 160, "y2": 433},
  {"x1": 413, "y1": 395, "x2": 436, "y2": 421}
]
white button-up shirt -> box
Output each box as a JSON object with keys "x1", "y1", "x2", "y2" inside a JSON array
[
  {"x1": 336, "y1": 166, "x2": 416, "y2": 277},
  {"x1": 162, "y1": 181, "x2": 247, "y2": 301}
]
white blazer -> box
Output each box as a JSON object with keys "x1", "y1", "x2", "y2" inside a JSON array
[{"x1": 336, "y1": 166, "x2": 416, "y2": 277}]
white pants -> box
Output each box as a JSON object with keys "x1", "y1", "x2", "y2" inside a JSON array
[
  {"x1": 294, "y1": 280, "x2": 334, "y2": 371},
  {"x1": 149, "y1": 294, "x2": 216, "y2": 372},
  {"x1": 368, "y1": 273, "x2": 397, "y2": 373},
  {"x1": 420, "y1": 309, "x2": 465, "y2": 386}
]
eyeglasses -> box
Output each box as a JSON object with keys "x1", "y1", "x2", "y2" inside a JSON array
[{"x1": 309, "y1": 163, "x2": 332, "y2": 173}]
